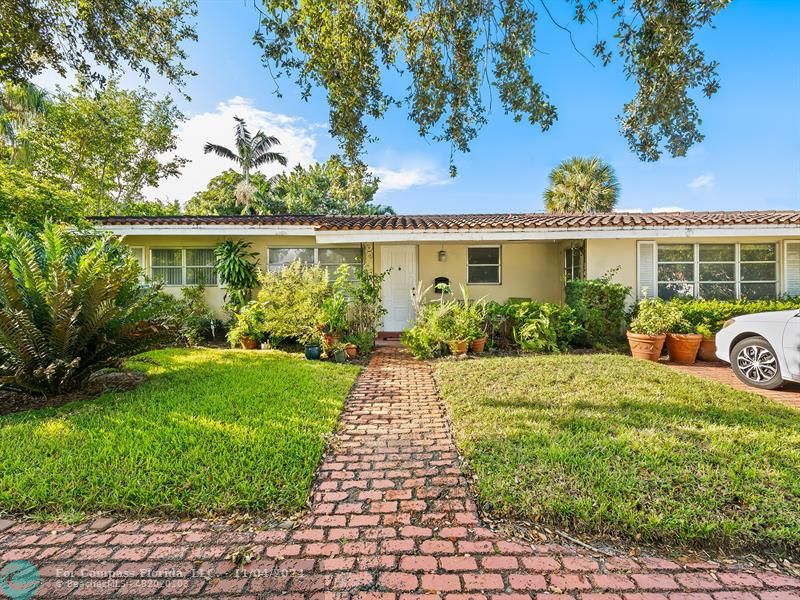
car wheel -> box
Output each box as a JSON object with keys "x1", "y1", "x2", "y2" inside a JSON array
[{"x1": 730, "y1": 336, "x2": 785, "y2": 390}]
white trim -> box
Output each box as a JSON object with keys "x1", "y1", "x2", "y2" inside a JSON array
[
  {"x1": 636, "y1": 241, "x2": 657, "y2": 299},
  {"x1": 784, "y1": 240, "x2": 800, "y2": 296},
  {"x1": 101, "y1": 225, "x2": 318, "y2": 236}
]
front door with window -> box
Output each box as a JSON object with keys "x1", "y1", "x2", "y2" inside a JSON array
[{"x1": 381, "y1": 245, "x2": 418, "y2": 331}]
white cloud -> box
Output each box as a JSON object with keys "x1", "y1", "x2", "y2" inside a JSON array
[
  {"x1": 147, "y1": 96, "x2": 319, "y2": 205},
  {"x1": 614, "y1": 208, "x2": 644, "y2": 213},
  {"x1": 688, "y1": 173, "x2": 715, "y2": 190},
  {"x1": 652, "y1": 206, "x2": 686, "y2": 213},
  {"x1": 370, "y1": 163, "x2": 450, "y2": 193}
]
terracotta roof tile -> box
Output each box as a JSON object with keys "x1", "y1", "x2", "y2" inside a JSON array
[{"x1": 91, "y1": 211, "x2": 800, "y2": 230}]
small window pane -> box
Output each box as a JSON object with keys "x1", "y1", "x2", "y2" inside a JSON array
[
  {"x1": 699, "y1": 283, "x2": 736, "y2": 300},
  {"x1": 319, "y1": 248, "x2": 362, "y2": 265},
  {"x1": 658, "y1": 244, "x2": 693, "y2": 262},
  {"x1": 269, "y1": 248, "x2": 314, "y2": 266},
  {"x1": 468, "y1": 247, "x2": 500, "y2": 265},
  {"x1": 740, "y1": 244, "x2": 776, "y2": 262},
  {"x1": 152, "y1": 267, "x2": 183, "y2": 286},
  {"x1": 186, "y1": 249, "x2": 215, "y2": 266},
  {"x1": 740, "y1": 262, "x2": 776, "y2": 282},
  {"x1": 468, "y1": 265, "x2": 500, "y2": 284},
  {"x1": 699, "y1": 244, "x2": 735, "y2": 262},
  {"x1": 741, "y1": 283, "x2": 777, "y2": 300},
  {"x1": 186, "y1": 267, "x2": 217, "y2": 285},
  {"x1": 152, "y1": 249, "x2": 181, "y2": 267},
  {"x1": 699, "y1": 263, "x2": 735, "y2": 281},
  {"x1": 130, "y1": 247, "x2": 145, "y2": 268},
  {"x1": 658, "y1": 282, "x2": 694, "y2": 300},
  {"x1": 658, "y1": 263, "x2": 694, "y2": 281}
]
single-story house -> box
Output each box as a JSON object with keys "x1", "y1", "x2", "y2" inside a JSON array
[{"x1": 93, "y1": 211, "x2": 800, "y2": 332}]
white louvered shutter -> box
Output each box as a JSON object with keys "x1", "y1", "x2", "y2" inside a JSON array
[
  {"x1": 785, "y1": 241, "x2": 800, "y2": 297},
  {"x1": 637, "y1": 241, "x2": 657, "y2": 300}
]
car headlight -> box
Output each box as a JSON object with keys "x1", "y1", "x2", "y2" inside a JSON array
[{"x1": 722, "y1": 318, "x2": 736, "y2": 329}]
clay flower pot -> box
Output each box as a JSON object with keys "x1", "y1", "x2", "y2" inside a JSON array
[
  {"x1": 448, "y1": 339, "x2": 469, "y2": 356},
  {"x1": 626, "y1": 332, "x2": 666, "y2": 361},
  {"x1": 469, "y1": 336, "x2": 487, "y2": 353},
  {"x1": 240, "y1": 337, "x2": 259, "y2": 350},
  {"x1": 345, "y1": 344, "x2": 358, "y2": 359},
  {"x1": 666, "y1": 333, "x2": 704, "y2": 365},
  {"x1": 697, "y1": 335, "x2": 717, "y2": 362}
]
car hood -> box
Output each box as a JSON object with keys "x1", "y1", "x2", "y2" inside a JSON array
[{"x1": 728, "y1": 309, "x2": 799, "y2": 324}]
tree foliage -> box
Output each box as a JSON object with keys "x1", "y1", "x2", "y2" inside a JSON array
[
  {"x1": 23, "y1": 79, "x2": 186, "y2": 215},
  {"x1": 256, "y1": 0, "x2": 729, "y2": 168},
  {"x1": 543, "y1": 156, "x2": 619, "y2": 213},
  {"x1": 184, "y1": 170, "x2": 272, "y2": 215},
  {"x1": 0, "y1": 82, "x2": 49, "y2": 166},
  {"x1": 0, "y1": 0, "x2": 197, "y2": 91},
  {"x1": 0, "y1": 222, "x2": 168, "y2": 395}
]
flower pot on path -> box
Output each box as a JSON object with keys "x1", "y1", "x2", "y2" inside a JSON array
[
  {"x1": 627, "y1": 332, "x2": 666, "y2": 361},
  {"x1": 697, "y1": 335, "x2": 717, "y2": 362},
  {"x1": 666, "y1": 333, "x2": 704, "y2": 365}
]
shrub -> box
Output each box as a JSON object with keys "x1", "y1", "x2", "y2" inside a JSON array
[
  {"x1": 214, "y1": 240, "x2": 260, "y2": 312},
  {"x1": 565, "y1": 269, "x2": 631, "y2": 346},
  {"x1": 671, "y1": 297, "x2": 800, "y2": 336},
  {"x1": 496, "y1": 301, "x2": 581, "y2": 353},
  {"x1": 401, "y1": 303, "x2": 449, "y2": 359},
  {"x1": 227, "y1": 302, "x2": 268, "y2": 347},
  {"x1": 0, "y1": 223, "x2": 168, "y2": 395},
  {"x1": 344, "y1": 267, "x2": 388, "y2": 351},
  {"x1": 257, "y1": 261, "x2": 329, "y2": 345},
  {"x1": 629, "y1": 298, "x2": 686, "y2": 336}
]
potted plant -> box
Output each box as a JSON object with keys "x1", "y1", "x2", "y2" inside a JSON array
[
  {"x1": 695, "y1": 323, "x2": 717, "y2": 361},
  {"x1": 331, "y1": 342, "x2": 348, "y2": 363},
  {"x1": 321, "y1": 292, "x2": 349, "y2": 348},
  {"x1": 445, "y1": 299, "x2": 473, "y2": 356},
  {"x1": 627, "y1": 298, "x2": 684, "y2": 361},
  {"x1": 468, "y1": 301, "x2": 488, "y2": 353},
  {"x1": 665, "y1": 320, "x2": 704, "y2": 365},
  {"x1": 343, "y1": 337, "x2": 358, "y2": 359},
  {"x1": 226, "y1": 302, "x2": 267, "y2": 350}
]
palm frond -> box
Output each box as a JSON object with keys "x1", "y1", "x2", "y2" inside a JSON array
[{"x1": 203, "y1": 142, "x2": 241, "y2": 165}]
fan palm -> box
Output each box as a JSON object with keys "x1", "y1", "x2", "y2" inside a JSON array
[
  {"x1": 543, "y1": 157, "x2": 620, "y2": 213},
  {"x1": 203, "y1": 117, "x2": 287, "y2": 214}
]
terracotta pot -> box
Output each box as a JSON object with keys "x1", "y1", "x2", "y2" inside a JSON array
[
  {"x1": 448, "y1": 340, "x2": 469, "y2": 356},
  {"x1": 323, "y1": 333, "x2": 340, "y2": 350},
  {"x1": 345, "y1": 344, "x2": 358, "y2": 359},
  {"x1": 697, "y1": 335, "x2": 717, "y2": 362},
  {"x1": 666, "y1": 333, "x2": 704, "y2": 365},
  {"x1": 626, "y1": 332, "x2": 666, "y2": 361},
  {"x1": 240, "y1": 337, "x2": 259, "y2": 350},
  {"x1": 470, "y1": 336, "x2": 487, "y2": 353}
]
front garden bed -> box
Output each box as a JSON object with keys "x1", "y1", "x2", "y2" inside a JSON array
[
  {"x1": 0, "y1": 348, "x2": 359, "y2": 522},
  {"x1": 436, "y1": 353, "x2": 800, "y2": 553}
]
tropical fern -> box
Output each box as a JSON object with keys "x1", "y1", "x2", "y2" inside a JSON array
[{"x1": 0, "y1": 222, "x2": 168, "y2": 395}]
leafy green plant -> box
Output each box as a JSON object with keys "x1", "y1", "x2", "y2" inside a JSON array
[
  {"x1": 565, "y1": 268, "x2": 631, "y2": 346},
  {"x1": 670, "y1": 297, "x2": 800, "y2": 337},
  {"x1": 256, "y1": 261, "x2": 329, "y2": 345},
  {"x1": 500, "y1": 301, "x2": 581, "y2": 353},
  {"x1": 322, "y1": 265, "x2": 351, "y2": 335},
  {"x1": 345, "y1": 331, "x2": 375, "y2": 355},
  {"x1": 0, "y1": 222, "x2": 168, "y2": 395},
  {"x1": 628, "y1": 298, "x2": 686, "y2": 336},
  {"x1": 226, "y1": 302, "x2": 268, "y2": 347},
  {"x1": 214, "y1": 240, "x2": 260, "y2": 311},
  {"x1": 343, "y1": 267, "x2": 388, "y2": 353}
]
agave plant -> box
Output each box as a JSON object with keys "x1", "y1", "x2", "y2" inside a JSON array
[{"x1": 0, "y1": 223, "x2": 168, "y2": 395}]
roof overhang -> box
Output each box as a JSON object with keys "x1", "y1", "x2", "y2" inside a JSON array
[{"x1": 97, "y1": 224, "x2": 319, "y2": 237}]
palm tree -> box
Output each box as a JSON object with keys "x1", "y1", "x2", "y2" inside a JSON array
[
  {"x1": 0, "y1": 82, "x2": 48, "y2": 166},
  {"x1": 204, "y1": 117, "x2": 287, "y2": 214},
  {"x1": 543, "y1": 156, "x2": 620, "y2": 213}
]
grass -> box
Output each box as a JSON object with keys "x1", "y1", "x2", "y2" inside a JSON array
[
  {"x1": 0, "y1": 348, "x2": 360, "y2": 521},
  {"x1": 436, "y1": 354, "x2": 800, "y2": 552}
]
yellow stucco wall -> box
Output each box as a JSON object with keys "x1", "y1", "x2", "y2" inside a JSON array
[{"x1": 373, "y1": 242, "x2": 564, "y2": 304}]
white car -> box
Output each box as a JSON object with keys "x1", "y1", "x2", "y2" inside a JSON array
[{"x1": 715, "y1": 309, "x2": 800, "y2": 390}]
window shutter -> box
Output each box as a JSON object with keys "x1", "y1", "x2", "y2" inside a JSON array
[
  {"x1": 785, "y1": 241, "x2": 800, "y2": 297},
  {"x1": 637, "y1": 241, "x2": 657, "y2": 299}
]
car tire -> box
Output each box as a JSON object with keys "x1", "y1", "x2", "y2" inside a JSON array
[{"x1": 730, "y1": 336, "x2": 785, "y2": 390}]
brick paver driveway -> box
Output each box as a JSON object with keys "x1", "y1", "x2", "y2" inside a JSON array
[{"x1": 2, "y1": 348, "x2": 798, "y2": 599}]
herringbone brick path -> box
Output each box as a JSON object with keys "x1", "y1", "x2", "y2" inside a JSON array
[{"x1": 1, "y1": 348, "x2": 798, "y2": 598}]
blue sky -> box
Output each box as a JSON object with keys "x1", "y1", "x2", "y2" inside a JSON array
[{"x1": 88, "y1": 0, "x2": 800, "y2": 213}]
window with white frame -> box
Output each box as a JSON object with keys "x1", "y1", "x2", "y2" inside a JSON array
[
  {"x1": 268, "y1": 247, "x2": 362, "y2": 281},
  {"x1": 656, "y1": 242, "x2": 777, "y2": 300},
  {"x1": 467, "y1": 247, "x2": 501, "y2": 284},
  {"x1": 130, "y1": 247, "x2": 145, "y2": 270},
  {"x1": 564, "y1": 244, "x2": 585, "y2": 281},
  {"x1": 151, "y1": 248, "x2": 217, "y2": 286}
]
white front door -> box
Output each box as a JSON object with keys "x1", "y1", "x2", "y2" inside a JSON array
[{"x1": 381, "y1": 245, "x2": 418, "y2": 331}]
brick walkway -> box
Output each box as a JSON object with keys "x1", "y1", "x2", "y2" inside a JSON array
[
  {"x1": 663, "y1": 360, "x2": 800, "y2": 409},
  {"x1": 1, "y1": 348, "x2": 799, "y2": 599}
]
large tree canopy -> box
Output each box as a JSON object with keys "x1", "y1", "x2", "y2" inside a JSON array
[
  {"x1": 0, "y1": 0, "x2": 197, "y2": 90},
  {"x1": 256, "y1": 0, "x2": 729, "y2": 169}
]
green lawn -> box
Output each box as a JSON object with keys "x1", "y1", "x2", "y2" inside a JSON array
[
  {"x1": 0, "y1": 348, "x2": 359, "y2": 521},
  {"x1": 436, "y1": 354, "x2": 800, "y2": 552}
]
